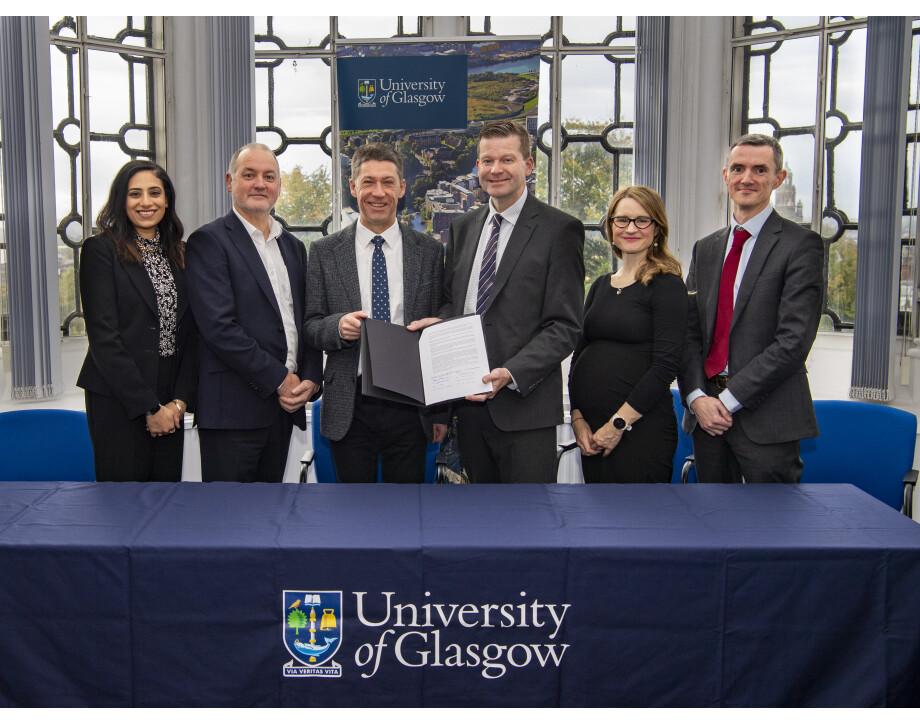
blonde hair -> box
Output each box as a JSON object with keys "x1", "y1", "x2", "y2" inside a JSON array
[{"x1": 605, "y1": 185, "x2": 682, "y2": 285}]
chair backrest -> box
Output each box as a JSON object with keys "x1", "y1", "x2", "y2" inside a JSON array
[
  {"x1": 310, "y1": 399, "x2": 339, "y2": 483},
  {"x1": 800, "y1": 400, "x2": 917, "y2": 510},
  {"x1": 671, "y1": 389, "x2": 695, "y2": 483},
  {"x1": 309, "y1": 398, "x2": 440, "y2": 483},
  {"x1": 0, "y1": 409, "x2": 95, "y2": 482}
]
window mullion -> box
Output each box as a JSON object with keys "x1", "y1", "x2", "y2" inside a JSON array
[
  {"x1": 77, "y1": 18, "x2": 92, "y2": 243},
  {"x1": 811, "y1": 21, "x2": 829, "y2": 236},
  {"x1": 549, "y1": 16, "x2": 562, "y2": 209}
]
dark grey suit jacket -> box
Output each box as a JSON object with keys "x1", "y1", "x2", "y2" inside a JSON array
[
  {"x1": 439, "y1": 193, "x2": 585, "y2": 432},
  {"x1": 304, "y1": 222, "x2": 444, "y2": 441},
  {"x1": 678, "y1": 210, "x2": 823, "y2": 444}
]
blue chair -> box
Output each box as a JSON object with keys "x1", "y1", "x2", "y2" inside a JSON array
[
  {"x1": 671, "y1": 388, "x2": 696, "y2": 483},
  {"x1": 301, "y1": 398, "x2": 442, "y2": 483},
  {"x1": 800, "y1": 400, "x2": 917, "y2": 516},
  {"x1": 677, "y1": 399, "x2": 917, "y2": 516},
  {"x1": 0, "y1": 409, "x2": 95, "y2": 481}
]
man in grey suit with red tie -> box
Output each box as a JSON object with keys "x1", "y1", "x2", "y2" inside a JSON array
[
  {"x1": 186, "y1": 143, "x2": 322, "y2": 482},
  {"x1": 678, "y1": 134, "x2": 823, "y2": 483},
  {"x1": 305, "y1": 142, "x2": 444, "y2": 482},
  {"x1": 431, "y1": 120, "x2": 585, "y2": 483}
]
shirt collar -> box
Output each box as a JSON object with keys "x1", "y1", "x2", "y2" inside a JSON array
[
  {"x1": 731, "y1": 204, "x2": 773, "y2": 240},
  {"x1": 489, "y1": 188, "x2": 527, "y2": 226},
  {"x1": 356, "y1": 220, "x2": 402, "y2": 249},
  {"x1": 233, "y1": 208, "x2": 282, "y2": 243}
]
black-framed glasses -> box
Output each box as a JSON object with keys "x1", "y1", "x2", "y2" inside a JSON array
[{"x1": 610, "y1": 216, "x2": 655, "y2": 229}]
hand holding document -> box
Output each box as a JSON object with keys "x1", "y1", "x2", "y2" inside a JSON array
[{"x1": 361, "y1": 315, "x2": 492, "y2": 406}]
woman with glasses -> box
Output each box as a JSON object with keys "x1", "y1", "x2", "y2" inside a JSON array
[
  {"x1": 568, "y1": 186, "x2": 687, "y2": 483},
  {"x1": 76, "y1": 160, "x2": 197, "y2": 481}
]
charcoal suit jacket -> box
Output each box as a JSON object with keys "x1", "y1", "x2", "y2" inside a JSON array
[
  {"x1": 678, "y1": 210, "x2": 823, "y2": 444},
  {"x1": 439, "y1": 193, "x2": 585, "y2": 432}
]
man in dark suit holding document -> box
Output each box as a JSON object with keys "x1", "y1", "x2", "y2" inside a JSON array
[
  {"x1": 305, "y1": 143, "x2": 445, "y2": 482},
  {"x1": 432, "y1": 121, "x2": 585, "y2": 483}
]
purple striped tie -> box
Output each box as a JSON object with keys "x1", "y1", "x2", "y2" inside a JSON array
[{"x1": 476, "y1": 214, "x2": 503, "y2": 315}]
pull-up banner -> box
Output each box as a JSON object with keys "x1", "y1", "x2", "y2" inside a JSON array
[
  {"x1": 335, "y1": 40, "x2": 541, "y2": 237},
  {"x1": 337, "y1": 55, "x2": 468, "y2": 131}
]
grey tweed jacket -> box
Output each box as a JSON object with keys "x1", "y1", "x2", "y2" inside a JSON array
[{"x1": 304, "y1": 222, "x2": 444, "y2": 441}]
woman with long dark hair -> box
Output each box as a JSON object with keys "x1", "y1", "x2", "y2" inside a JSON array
[
  {"x1": 77, "y1": 160, "x2": 196, "y2": 481},
  {"x1": 569, "y1": 185, "x2": 687, "y2": 483}
]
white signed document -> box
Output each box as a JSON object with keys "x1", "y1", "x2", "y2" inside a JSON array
[
  {"x1": 418, "y1": 315, "x2": 492, "y2": 404},
  {"x1": 361, "y1": 315, "x2": 491, "y2": 406}
]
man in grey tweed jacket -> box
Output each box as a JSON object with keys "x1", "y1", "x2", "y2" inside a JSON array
[{"x1": 304, "y1": 143, "x2": 445, "y2": 482}]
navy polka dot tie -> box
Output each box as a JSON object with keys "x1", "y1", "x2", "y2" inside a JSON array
[{"x1": 371, "y1": 235, "x2": 390, "y2": 323}]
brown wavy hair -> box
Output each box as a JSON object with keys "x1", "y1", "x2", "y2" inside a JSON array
[
  {"x1": 96, "y1": 159, "x2": 185, "y2": 267},
  {"x1": 605, "y1": 185, "x2": 681, "y2": 285},
  {"x1": 478, "y1": 120, "x2": 532, "y2": 160}
]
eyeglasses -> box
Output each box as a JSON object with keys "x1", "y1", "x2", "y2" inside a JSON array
[{"x1": 610, "y1": 216, "x2": 655, "y2": 229}]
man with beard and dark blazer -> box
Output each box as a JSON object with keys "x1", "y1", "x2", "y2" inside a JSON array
[
  {"x1": 678, "y1": 133, "x2": 823, "y2": 483},
  {"x1": 305, "y1": 142, "x2": 445, "y2": 482},
  {"x1": 186, "y1": 142, "x2": 322, "y2": 483},
  {"x1": 417, "y1": 120, "x2": 584, "y2": 483}
]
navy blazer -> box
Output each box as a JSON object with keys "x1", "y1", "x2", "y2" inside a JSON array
[
  {"x1": 77, "y1": 234, "x2": 197, "y2": 418},
  {"x1": 185, "y1": 211, "x2": 322, "y2": 431}
]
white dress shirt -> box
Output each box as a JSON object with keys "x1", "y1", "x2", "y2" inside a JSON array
[
  {"x1": 232, "y1": 209, "x2": 299, "y2": 376},
  {"x1": 462, "y1": 189, "x2": 528, "y2": 315},
  {"x1": 462, "y1": 190, "x2": 528, "y2": 390}
]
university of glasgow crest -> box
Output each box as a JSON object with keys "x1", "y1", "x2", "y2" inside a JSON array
[
  {"x1": 282, "y1": 590, "x2": 343, "y2": 678},
  {"x1": 358, "y1": 78, "x2": 376, "y2": 104}
]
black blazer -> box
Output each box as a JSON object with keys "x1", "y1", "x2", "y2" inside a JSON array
[{"x1": 77, "y1": 234, "x2": 197, "y2": 419}]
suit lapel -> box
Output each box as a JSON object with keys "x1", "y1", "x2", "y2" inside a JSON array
[
  {"x1": 479, "y1": 194, "x2": 537, "y2": 315},
  {"x1": 401, "y1": 224, "x2": 422, "y2": 317},
  {"x1": 732, "y1": 211, "x2": 781, "y2": 327},
  {"x1": 122, "y1": 256, "x2": 158, "y2": 316},
  {"x1": 277, "y1": 230, "x2": 304, "y2": 325},
  {"x1": 224, "y1": 212, "x2": 283, "y2": 320},
  {"x1": 332, "y1": 223, "x2": 362, "y2": 312},
  {"x1": 699, "y1": 227, "x2": 729, "y2": 339}
]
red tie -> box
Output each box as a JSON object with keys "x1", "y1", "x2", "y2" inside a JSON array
[{"x1": 704, "y1": 226, "x2": 752, "y2": 379}]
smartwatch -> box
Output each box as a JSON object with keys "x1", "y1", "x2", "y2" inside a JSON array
[{"x1": 610, "y1": 414, "x2": 632, "y2": 431}]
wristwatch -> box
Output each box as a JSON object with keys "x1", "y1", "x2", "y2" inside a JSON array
[
  {"x1": 610, "y1": 414, "x2": 632, "y2": 431},
  {"x1": 145, "y1": 404, "x2": 161, "y2": 417}
]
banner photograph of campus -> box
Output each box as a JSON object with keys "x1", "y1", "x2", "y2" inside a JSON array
[{"x1": 337, "y1": 40, "x2": 540, "y2": 245}]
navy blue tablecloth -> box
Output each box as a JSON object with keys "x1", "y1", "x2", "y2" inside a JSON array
[{"x1": 1, "y1": 482, "x2": 919, "y2": 706}]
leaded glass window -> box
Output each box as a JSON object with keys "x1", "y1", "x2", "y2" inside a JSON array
[
  {"x1": 49, "y1": 15, "x2": 165, "y2": 336},
  {"x1": 255, "y1": 16, "x2": 635, "y2": 289},
  {"x1": 733, "y1": 16, "x2": 868, "y2": 331}
]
